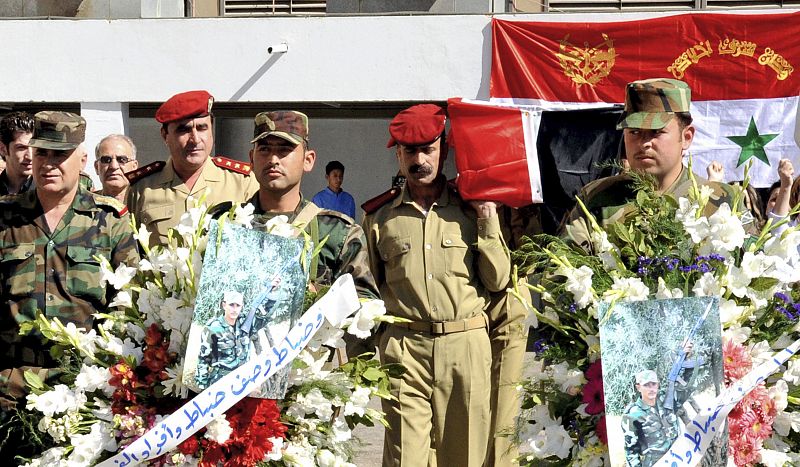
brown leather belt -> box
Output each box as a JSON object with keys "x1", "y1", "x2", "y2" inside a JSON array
[{"x1": 391, "y1": 314, "x2": 488, "y2": 335}]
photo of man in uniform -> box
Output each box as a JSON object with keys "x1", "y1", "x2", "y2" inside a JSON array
[
  {"x1": 195, "y1": 291, "x2": 250, "y2": 388},
  {"x1": 621, "y1": 341, "x2": 698, "y2": 467}
]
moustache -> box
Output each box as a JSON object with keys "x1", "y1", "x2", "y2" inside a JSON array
[{"x1": 410, "y1": 164, "x2": 433, "y2": 175}]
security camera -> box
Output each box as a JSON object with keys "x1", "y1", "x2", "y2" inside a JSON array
[{"x1": 267, "y1": 42, "x2": 288, "y2": 54}]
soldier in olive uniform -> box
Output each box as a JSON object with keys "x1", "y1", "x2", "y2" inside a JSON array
[
  {"x1": 127, "y1": 90, "x2": 259, "y2": 246},
  {"x1": 196, "y1": 291, "x2": 250, "y2": 387},
  {"x1": 563, "y1": 78, "x2": 751, "y2": 251},
  {"x1": 0, "y1": 112, "x2": 138, "y2": 426},
  {"x1": 621, "y1": 366, "x2": 692, "y2": 467},
  {"x1": 245, "y1": 110, "x2": 379, "y2": 302},
  {"x1": 362, "y1": 104, "x2": 511, "y2": 467}
]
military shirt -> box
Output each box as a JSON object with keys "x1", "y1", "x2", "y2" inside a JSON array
[
  {"x1": 248, "y1": 195, "x2": 379, "y2": 301},
  {"x1": 621, "y1": 397, "x2": 680, "y2": 467},
  {"x1": 362, "y1": 183, "x2": 510, "y2": 322},
  {"x1": 127, "y1": 156, "x2": 259, "y2": 246},
  {"x1": 0, "y1": 187, "x2": 139, "y2": 402},
  {"x1": 196, "y1": 315, "x2": 250, "y2": 387},
  {"x1": 563, "y1": 167, "x2": 747, "y2": 253}
]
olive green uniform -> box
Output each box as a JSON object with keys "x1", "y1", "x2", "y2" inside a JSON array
[
  {"x1": 563, "y1": 167, "x2": 747, "y2": 252},
  {"x1": 363, "y1": 184, "x2": 511, "y2": 467},
  {"x1": 0, "y1": 187, "x2": 139, "y2": 407},
  {"x1": 127, "y1": 156, "x2": 259, "y2": 246}
]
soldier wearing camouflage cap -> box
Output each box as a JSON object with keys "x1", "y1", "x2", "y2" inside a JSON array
[
  {"x1": 562, "y1": 78, "x2": 748, "y2": 252},
  {"x1": 0, "y1": 112, "x2": 138, "y2": 436},
  {"x1": 244, "y1": 110, "x2": 378, "y2": 308},
  {"x1": 126, "y1": 90, "x2": 259, "y2": 246},
  {"x1": 362, "y1": 104, "x2": 510, "y2": 466}
]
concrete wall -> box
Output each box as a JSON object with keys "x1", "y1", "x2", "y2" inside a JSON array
[{"x1": 327, "y1": 0, "x2": 505, "y2": 13}]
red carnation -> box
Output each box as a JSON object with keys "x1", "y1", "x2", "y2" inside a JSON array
[{"x1": 178, "y1": 436, "x2": 201, "y2": 455}]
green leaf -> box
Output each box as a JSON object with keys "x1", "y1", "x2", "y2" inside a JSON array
[
  {"x1": 362, "y1": 367, "x2": 384, "y2": 382},
  {"x1": 749, "y1": 277, "x2": 779, "y2": 292},
  {"x1": 23, "y1": 370, "x2": 44, "y2": 391}
]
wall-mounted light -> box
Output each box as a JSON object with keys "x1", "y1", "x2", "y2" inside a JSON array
[{"x1": 267, "y1": 42, "x2": 288, "y2": 54}]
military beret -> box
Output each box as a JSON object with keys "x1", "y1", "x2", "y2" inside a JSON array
[
  {"x1": 155, "y1": 90, "x2": 214, "y2": 124},
  {"x1": 387, "y1": 104, "x2": 446, "y2": 148}
]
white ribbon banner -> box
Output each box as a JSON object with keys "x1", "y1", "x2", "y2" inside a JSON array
[
  {"x1": 656, "y1": 337, "x2": 800, "y2": 467},
  {"x1": 98, "y1": 274, "x2": 361, "y2": 467}
]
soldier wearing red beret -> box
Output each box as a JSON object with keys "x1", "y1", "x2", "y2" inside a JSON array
[
  {"x1": 126, "y1": 90, "x2": 259, "y2": 245},
  {"x1": 362, "y1": 104, "x2": 511, "y2": 466}
]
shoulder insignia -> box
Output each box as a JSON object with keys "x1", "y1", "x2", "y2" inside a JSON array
[
  {"x1": 126, "y1": 161, "x2": 166, "y2": 184},
  {"x1": 361, "y1": 187, "x2": 401, "y2": 215},
  {"x1": 91, "y1": 192, "x2": 129, "y2": 217},
  {"x1": 213, "y1": 156, "x2": 252, "y2": 175}
]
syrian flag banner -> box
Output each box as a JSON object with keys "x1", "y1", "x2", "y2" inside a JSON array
[
  {"x1": 448, "y1": 98, "x2": 622, "y2": 210},
  {"x1": 490, "y1": 12, "x2": 800, "y2": 188}
]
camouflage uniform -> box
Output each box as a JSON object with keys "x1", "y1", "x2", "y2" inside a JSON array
[
  {"x1": 196, "y1": 315, "x2": 251, "y2": 387},
  {"x1": 563, "y1": 167, "x2": 745, "y2": 252},
  {"x1": 248, "y1": 195, "x2": 379, "y2": 301},
  {"x1": 621, "y1": 396, "x2": 681, "y2": 467},
  {"x1": 0, "y1": 112, "x2": 139, "y2": 410}
]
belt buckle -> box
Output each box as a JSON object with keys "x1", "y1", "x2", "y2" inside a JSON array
[{"x1": 431, "y1": 321, "x2": 445, "y2": 335}]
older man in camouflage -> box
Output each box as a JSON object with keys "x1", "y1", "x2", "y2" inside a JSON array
[
  {"x1": 196, "y1": 291, "x2": 250, "y2": 387},
  {"x1": 245, "y1": 111, "x2": 379, "y2": 308},
  {"x1": 0, "y1": 112, "x2": 138, "y2": 429},
  {"x1": 563, "y1": 78, "x2": 747, "y2": 250}
]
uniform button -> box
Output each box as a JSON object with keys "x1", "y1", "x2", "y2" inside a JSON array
[
  {"x1": 47, "y1": 295, "x2": 53, "y2": 301},
  {"x1": 48, "y1": 241, "x2": 55, "y2": 247},
  {"x1": 444, "y1": 239, "x2": 452, "y2": 245},
  {"x1": 24, "y1": 251, "x2": 32, "y2": 257},
  {"x1": 432, "y1": 305, "x2": 438, "y2": 312},
  {"x1": 425, "y1": 244, "x2": 431, "y2": 250},
  {"x1": 50, "y1": 269, "x2": 56, "y2": 275},
  {"x1": 427, "y1": 273, "x2": 433, "y2": 280}
]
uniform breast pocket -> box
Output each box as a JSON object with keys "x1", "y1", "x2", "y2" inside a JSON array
[
  {"x1": 66, "y1": 245, "x2": 109, "y2": 303},
  {"x1": 442, "y1": 233, "x2": 471, "y2": 278},
  {"x1": 0, "y1": 244, "x2": 36, "y2": 296},
  {"x1": 140, "y1": 204, "x2": 175, "y2": 228},
  {"x1": 378, "y1": 235, "x2": 411, "y2": 285}
]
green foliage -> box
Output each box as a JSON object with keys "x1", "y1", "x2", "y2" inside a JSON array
[{"x1": 339, "y1": 353, "x2": 405, "y2": 401}]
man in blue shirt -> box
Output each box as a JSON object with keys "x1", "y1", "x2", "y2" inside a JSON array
[{"x1": 312, "y1": 160, "x2": 356, "y2": 219}]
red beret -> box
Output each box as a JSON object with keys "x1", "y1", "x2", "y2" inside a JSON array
[
  {"x1": 387, "y1": 104, "x2": 446, "y2": 148},
  {"x1": 155, "y1": 90, "x2": 214, "y2": 124}
]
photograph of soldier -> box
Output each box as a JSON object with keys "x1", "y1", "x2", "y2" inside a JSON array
[
  {"x1": 182, "y1": 222, "x2": 309, "y2": 399},
  {"x1": 599, "y1": 297, "x2": 726, "y2": 467},
  {"x1": 621, "y1": 341, "x2": 698, "y2": 467},
  {"x1": 195, "y1": 290, "x2": 250, "y2": 388}
]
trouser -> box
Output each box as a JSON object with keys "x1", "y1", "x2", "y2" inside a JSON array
[
  {"x1": 485, "y1": 280, "x2": 530, "y2": 467},
  {"x1": 379, "y1": 323, "x2": 492, "y2": 467}
]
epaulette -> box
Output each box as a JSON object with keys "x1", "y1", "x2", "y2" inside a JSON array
[
  {"x1": 212, "y1": 156, "x2": 252, "y2": 175},
  {"x1": 91, "y1": 192, "x2": 129, "y2": 217},
  {"x1": 361, "y1": 187, "x2": 401, "y2": 215},
  {"x1": 126, "y1": 161, "x2": 166, "y2": 184}
]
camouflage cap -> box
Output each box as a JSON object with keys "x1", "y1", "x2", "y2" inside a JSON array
[
  {"x1": 635, "y1": 369, "x2": 659, "y2": 385},
  {"x1": 222, "y1": 291, "x2": 243, "y2": 306},
  {"x1": 28, "y1": 111, "x2": 86, "y2": 151},
  {"x1": 617, "y1": 78, "x2": 691, "y2": 130},
  {"x1": 251, "y1": 111, "x2": 309, "y2": 146}
]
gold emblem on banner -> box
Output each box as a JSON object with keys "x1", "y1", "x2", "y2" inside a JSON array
[{"x1": 557, "y1": 34, "x2": 616, "y2": 86}]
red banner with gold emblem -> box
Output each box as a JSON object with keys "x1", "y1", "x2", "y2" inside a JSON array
[{"x1": 490, "y1": 12, "x2": 800, "y2": 103}]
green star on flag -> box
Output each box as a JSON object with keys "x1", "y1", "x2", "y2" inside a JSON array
[{"x1": 726, "y1": 116, "x2": 779, "y2": 167}]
